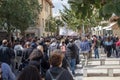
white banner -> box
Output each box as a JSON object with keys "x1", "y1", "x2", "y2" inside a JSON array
[{"x1": 59, "y1": 27, "x2": 78, "y2": 36}]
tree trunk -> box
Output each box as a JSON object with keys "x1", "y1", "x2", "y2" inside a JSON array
[
  {"x1": 7, "y1": 22, "x2": 11, "y2": 42},
  {"x1": 21, "y1": 30, "x2": 25, "y2": 38}
]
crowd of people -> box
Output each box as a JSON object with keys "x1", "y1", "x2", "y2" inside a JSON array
[{"x1": 0, "y1": 34, "x2": 120, "y2": 80}]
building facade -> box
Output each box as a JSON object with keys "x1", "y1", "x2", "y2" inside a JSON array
[
  {"x1": 26, "y1": 0, "x2": 53, "y2": 37},
  {"x1": 112, "y1": 23, "x2": 120, "y2": 36}
]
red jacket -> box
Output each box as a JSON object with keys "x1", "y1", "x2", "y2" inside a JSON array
[{"x1": 116, "y1": 41, "x2": 120, "y2": 46}]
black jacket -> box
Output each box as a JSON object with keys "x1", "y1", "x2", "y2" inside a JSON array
[
  {"x1": 29, "y1": 49, "x2": 43, "y2": 71},
  {"x1": 45, "y1": 67, "x2": 73, "y2": 80},
  {"x1": 67, "y1": 43, "x2": 78, "y2": 59},
  {"x1": 62, "y1": 57, "x2": 70, "y2": 69},
  {"x1": 22, "y1": 47, "x2": 34, "y2": 60},
  {"x1": 0, "y1": 45, "x2": 11, "y2": 65}
]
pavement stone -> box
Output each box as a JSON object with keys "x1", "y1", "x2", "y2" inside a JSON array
[{"x1": 74, "y1": 48, "x2": 120, "y2": 80}]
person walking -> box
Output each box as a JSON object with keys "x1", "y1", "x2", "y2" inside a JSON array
[
  {"x1": 66, "y1": 39, "x2": 78, "y2": 75},
  {"x1": 45, "y1": 52, "x2": 73, "y2": 80},
  {"x1": 104, "y1": 37, "x2": 113, "y2": 57},
  {"x1": 7, "y1": 42, "x2": 15, "y2": 72},
  {"x1": 0, "y1": 62, "x2": 15, "y2": 80},
  {"x1": 29, "y1": 45, "x2": 43, "y2": 71},
  {"x1": 0, "y1": 40, "x2": 12, "y2": 65},
  {"x1": 14, "y1": 41, "x2": 23, "y2": 70},
  {"x1": 80, "y1": 37, "x2": 90, "y2": 66},
  {"x1": 91, "y1": 35, "x2": 99, "y2": 58},
  {"x1": 116, "y1": 38, "x2": 120, "y2": 57}
]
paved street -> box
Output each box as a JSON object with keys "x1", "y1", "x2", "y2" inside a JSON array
[
  {"x1": 74, "y1": 61, "x2": 83, "y2": 80},
  {"x1": 74, "y1": 48, "x2": 120, "y2": 80}
]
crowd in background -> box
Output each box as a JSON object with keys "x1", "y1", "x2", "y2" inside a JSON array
[{"x1": 0, "y1": 34, "x2": 120, "y2": 80}]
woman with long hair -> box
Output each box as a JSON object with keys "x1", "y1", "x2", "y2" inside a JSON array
[
  {"x1": 17, "y1": 65, "x2": 41, "y2": 80},
  {"x1": 29, "y1": 45, "x2": 43, "y2": 71}
]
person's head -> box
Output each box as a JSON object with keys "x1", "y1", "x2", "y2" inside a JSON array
[
  {"x1": 52, "y1": 49, "x2": 64, "y2": 57},
  {"x1": 81, "y1": 37, "x2": 86, "y2": 41},
  {"x1": 107, "y1": 36, "x2": 111, "y2": 42},
  {"x1": 37, "y1": 45, "x2": 43, "y2": 53},
  {"x1": 93, "y1": 35, "x2": 97, "y2": 39},
  {"x1": 62, "y1": 41, "x2": 65, "y2": 45},
  {"x1": 29, "y1": 49, "x2": 43, "y2": 60},
  {"x1": 2, "y1": 39, "x2": 8, "y2": 45},
  {"x1": 15, "y1": 41, "x2": 21, "y2": 45},
  {"x1": 32, "y1": 38, "x2": 36, "y2": 43},
  {"x1": 24, "y1": 42, "x2": 31, "y2": 48},
  {"x1": 40, "y1": 37, "x2": 44, "y2": 42},
  {"x1": 49, "y1": 51, "x2": 63, "y2": 67},
  {"x1": 115, "y1": 34, "x2": 117, "y2": 37},
  {"x1": 17, "y1": 65, "x2": 41, "y2": 80},
  {"x1": 7, "y1": 42, "x2": 12, "y2": 48}
]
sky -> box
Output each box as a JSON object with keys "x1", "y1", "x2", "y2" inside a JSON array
[{"x1": 52, "y1": 0, "x2": 69, "y2": 17}]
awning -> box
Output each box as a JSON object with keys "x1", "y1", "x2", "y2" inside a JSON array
[{"x1": 103, "y1": 22, "x2": 117, "y2": 30}]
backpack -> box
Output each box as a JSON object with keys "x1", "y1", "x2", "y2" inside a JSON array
[
  {"x1": 16, "y1": 50, "x2": 22, "y2": 56},
  {"x1": 68, "y1": 43, "x2": 76, "y2": 53},
  {"x1": 95, "y1": 40, "x2": 100, "y2": 48},
  {"x1": 0, "y1": 62, "x2": 2, "y2": 80},
  {"x1": 14, "y1": 45, "x2": 23, "y2": 57},
  {"x1": 48, "y1": 69, "x2": 64, "y2": 80}
]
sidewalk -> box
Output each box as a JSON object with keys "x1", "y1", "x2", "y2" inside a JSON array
[{"x1": 74, "y1": 48, "x2": 120, "y2": 80}]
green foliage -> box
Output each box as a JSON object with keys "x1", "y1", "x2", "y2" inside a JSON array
[
  {"x1": 45, "y1": 17, "x2": 64, "y2": 34},
  {"x1": 61, "y1": 1, "x2": 101, "y2": 31},
  {"x1": 99, "y1": 0, "x2": 120, "y2": 26},
  {"x1": 0, "y1": 0, "x2": 41, "y2": 34},
  {"x1": 45, "y1": 17, "x2": 56, "y2": 32},
  {"x1": 60, "y1": 7, "x2": 81, "y2": 30},
  {"x1": 68, "y1": 0, "x2": 101, "y2": 20},
  {"x1": 62, "y1": 0, "x2": 120, "y2": 30},
  {"x1": 103, "y1": 3, "x2": 115, "y2": 15}
]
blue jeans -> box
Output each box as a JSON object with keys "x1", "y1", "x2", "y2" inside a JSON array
[
  {"x1": 94, "y1": 48, "x2": 99, "y2": 58},
  {"x1": 69, "y1": 59, "x2": 76, "y2": 75}
]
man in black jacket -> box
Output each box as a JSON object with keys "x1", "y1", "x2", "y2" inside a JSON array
[
  {"x1": 20, "y1": 42, "x2": 34, "y2": 70},
  {"x1": 22, "y1": 42, "x2": 34, "y2": 61},
  {"x1": 66, "y1": 39, "x2": 78, "y2": 75},
  {"x1": 0, "y1": 40, "x2": 11, "y2": 65}
]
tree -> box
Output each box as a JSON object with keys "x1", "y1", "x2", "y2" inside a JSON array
[
  {"x1": 0, "y1": 0, "x2": 41, "y2": 39},
  {"x1": 60, "y1": 4, "x2": 101, "y2": 33},
  {"x1": 55, "y1": 19, "x2": 64, "y2": 35},
  {"x1": 45, "y1": 17, "x2": 64, "y2": 35},
  {"x1": 99, "y1": 0, "x2": 120, "y2": 26},
  {"x1": 60, "y1": 7, "x2": 81, "y2": 30},
  {"x1": 68, "y1": 0, "x2": 101, "y2": 20},
  {"x1": 61, "y1": 0, "x2": 120, "y2": 34},
  {"x1": 68, "y1": 0, "x2": 120, "y2": 26}
]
